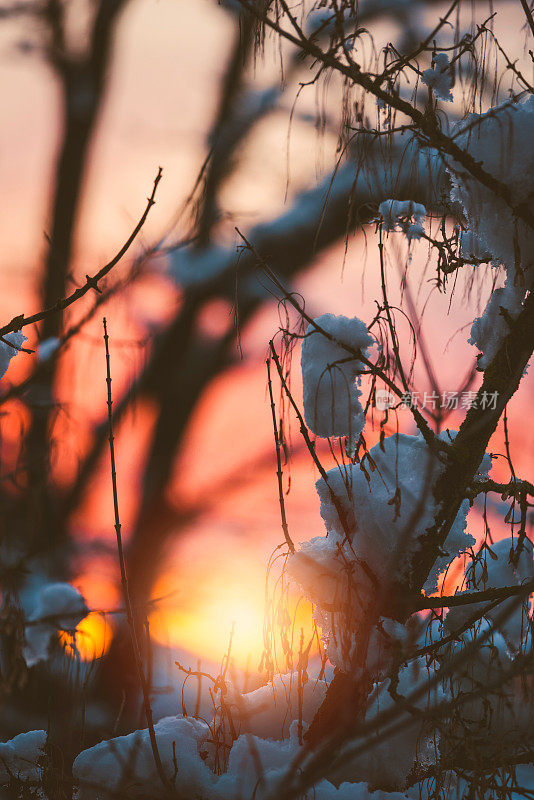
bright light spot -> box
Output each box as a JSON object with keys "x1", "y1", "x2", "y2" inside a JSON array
[
  {"x1": 149, "y1": 533, "x2": 315, "y2": 670},
  {"x1": 150, "y1": 570, "x2": 266, "y2": 668},
  {"x1": 60, "y1": 612, "x2": 112, "y2": 661}
]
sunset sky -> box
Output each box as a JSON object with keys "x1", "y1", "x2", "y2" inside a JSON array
[{"x1": 0, "y1": 0, "x2": 532, "y2": 687}]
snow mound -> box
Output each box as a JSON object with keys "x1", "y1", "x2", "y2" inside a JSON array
[
  {"x1": 74, "y1": 716, "x2": 216, "y2": 799},
  {"x1": 0, "y1": 730, "x2": 46, "y2": 785}
]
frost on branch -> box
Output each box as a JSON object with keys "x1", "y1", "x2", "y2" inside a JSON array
[
  {"x1": 378, "y1": 199, "x2": 426, "y2": 241},
  {"x1": 448, "y1": 96, "x2": 534, "y2": 368},
  {"x1": 289, "y1": 432, "x2": 491, "y2": 671},
  {"x1": 301, "y1": 314, "x2": 373, "y2": 442},
  {"x1": 0, "y1": 331, "x2": 27, "y2": 381},
  {"x1": 24, "y1": 582, "x2": 88, "y2": 666},
  {"x1": 421, "y1": 52, "x2": 453, "y2": 102}
]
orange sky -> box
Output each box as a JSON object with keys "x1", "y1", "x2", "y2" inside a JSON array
[{"x1": 0, "y1": 0, "x2": 532, "y2": 673}]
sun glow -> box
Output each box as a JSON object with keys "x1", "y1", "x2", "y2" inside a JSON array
[
  {"x1": 60, "y1": 612, "x2": 112, "y2": 661},
  {"x1": 150, "y1": 570, "x2": 267, "y2": 668},
  {"x1": 149, "y1": 546, "x2": 315, "y2": 670}
]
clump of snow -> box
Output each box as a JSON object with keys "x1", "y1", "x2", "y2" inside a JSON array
[
  {"x1": 0, "y1": 331, "x2": 27, "y2": 381},
  {"x1": 74, "y1": 716, "x2": 216, "y2": 800},
  {"x1": 445, "y1": 536, "x2": 533, "y2": 651},
  {"x1": 74, "y1": 712, "x2": 421, "y2": 800},
  {"x1": 449, "y1": 96, "x2": 534, "y2": 275},
  {"x1": 459, "y1": 229, "x2": 492, "y2": 264},
  {"x1": 405, "y1": 222, "x2": 425, "y2": 242},
  {"x1": 378, "y1": 200, "x2": 426, "y2": 232},
  {"x1": 468, "y1": 276, "x2": 525, "y2": 369},
  {"x1": 0, "y1": 730, "x2": 46, "y2": 785},
  {"x1": 378, "y1": 199, "x2": 426, "y2": 239},
  {"x1": 301, "y1": 314, "x2": 373, "y2": 442},
  {"x1": 24, "y1": 582, "x2": 88, "y2": 666},
  {"x1": 448, "y1": 96, "x2": 534, "y2": 367},
  {"x1": 219, "y1": 721, "x2": 413, "y2": 799},
  {"x1": 230, "y1": 661, "x2": 332, "y2": 740},
  {"x1": 421, "y1": 52, "x2": 453, "y2": 101},
  {"x1": 288, "y1": 431, "x2": 490, "y2": 670},
  {"x1": 332, "y1": 658, "x2": 446, "y2": 790}
]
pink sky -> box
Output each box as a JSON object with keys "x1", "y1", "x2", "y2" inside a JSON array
[{"x1": 0, "y1": 0, "x2": 532, "y2": 670}]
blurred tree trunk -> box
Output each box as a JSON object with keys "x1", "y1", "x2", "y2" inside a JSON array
[{"x1": 22, "y1": 0, "x2": 129, "y2": 560}]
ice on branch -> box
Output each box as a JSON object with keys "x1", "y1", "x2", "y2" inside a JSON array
[
  {"x1": 24, "y1": 582, "x2": 88, "y2": 666},
  {"x1": 301, "y1": 314, "x2": 373, "y2": 441},
  {"x1": 288, "y1": 432, "x2": 491, "y2": 671},
  {"x1": 0, "y1": 331, "x2": 27, "y2": 381},
  {"x1": 449, "y1": 96, "x2": 534, "y2": 368},
  {"x1": 378, "y1": 199, "x2": 426, "y2": 241},
  {"x1": 0, "y1": 730, "x2": 46, "y2": 784},
  {"x1": 421, "y1": 52, "x2": 453, "y2": 102}
]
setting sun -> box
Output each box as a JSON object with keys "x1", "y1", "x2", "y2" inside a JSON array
[{"x1": 148, "y1": 531, "x2": 316, "y2": 670}]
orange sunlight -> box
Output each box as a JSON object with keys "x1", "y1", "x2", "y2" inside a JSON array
[
  {"x1": 61, "y1": 612, "x2": 112, "y2": 661},
  {"x1": 149, "y1": 549, "x2": 315, "y2": 671}
]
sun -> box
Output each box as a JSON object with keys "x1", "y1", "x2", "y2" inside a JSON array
[
  {"x1": 148, "y1": 535, "x2": 315, "y2": 671},
  {"x1": 150, "y1": 570, "x2": 267, "y2": 669}
]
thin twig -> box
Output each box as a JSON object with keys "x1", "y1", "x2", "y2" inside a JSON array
[
  {"x1": 237, "y1": 227, "x2": 438, "y2": 451},
  {"x1": 378, "y1": 227, "x2": 409, "y2": 393},
  {"x1": 103, "y1": 317, "x2": 170, "y2": 792},
  {"x1": 0, "y1": 168, "x2": 163, "y2": 340},
  {"x1": 266, "y1": 358, "x2": 295, "y2": 554}
]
